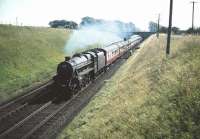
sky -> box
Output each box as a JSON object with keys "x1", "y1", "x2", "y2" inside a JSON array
[{"x1": 0, "y1": 0, "x2": 200, "y2": 30}]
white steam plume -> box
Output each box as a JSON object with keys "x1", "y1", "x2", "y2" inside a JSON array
[{"x1": 64, "y1": 20, "x2": 136, "y2": 56}]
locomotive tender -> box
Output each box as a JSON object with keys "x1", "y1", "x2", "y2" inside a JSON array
[{"x1": 54, "y1": 35, "x2": 142, "y2": 91}]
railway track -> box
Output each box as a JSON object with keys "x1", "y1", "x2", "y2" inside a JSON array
[
  {"x1": 0, "y1": 84, "x2": 78, "y2": 139},
  {"x1": 0, "y1": 99, "x2": 60, "y2": 139},
  {"x1": 0, "y1": 80, "x2": 53, "y2": 119},
  {"x1": 0, "y1": 80, "x2": 55, "y2": 139}
]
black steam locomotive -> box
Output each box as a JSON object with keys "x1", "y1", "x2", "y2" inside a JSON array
[{"x1": 53, "y1": 35, "x2": 142, "y2": 91}]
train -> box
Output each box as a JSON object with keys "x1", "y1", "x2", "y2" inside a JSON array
[{"x1": 53, "y1": 35, "x2": 143, "y2": 91}]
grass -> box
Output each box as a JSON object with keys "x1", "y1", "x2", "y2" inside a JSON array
[
  {"x1": 58, "y1": 34, "x2": 200, "y2": 139},
  {"x1": 0, "y1": 25, "x2": 71, "y2": 102}
]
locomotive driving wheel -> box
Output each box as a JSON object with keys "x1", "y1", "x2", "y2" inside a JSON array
[{"x1": 69, "y1": 78, "x2": 80, "y2": 92}]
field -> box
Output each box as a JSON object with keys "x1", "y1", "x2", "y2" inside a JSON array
[
  {"x1": 0, "y1": 25, "x2": 71, "y2": 102},
  {"x1": 58, "y1": 35, "x2": 200, "y2": 139}
]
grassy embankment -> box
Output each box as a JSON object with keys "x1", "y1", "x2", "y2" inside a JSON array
[
  {"x1": 0, "y1": 25, "x2": 71, "y2": 102},
  {"x1": 59, "y1": 35, "x2": 200, "y2": 139}
]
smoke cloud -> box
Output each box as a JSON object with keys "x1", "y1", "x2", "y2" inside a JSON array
[{"x1": 64, "y1": 18, "x2": 138, "y2": 56}]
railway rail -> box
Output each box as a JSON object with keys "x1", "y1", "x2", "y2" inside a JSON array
[
  {"x1": 0, "y1": 80, "x2": 54, "y2": 138},
  {"x1": 0, "y1": 80, "x2": 53, "y2": 118},
  {"x1": 0, "y1": 80, "x2": 87, "y2": 139}
]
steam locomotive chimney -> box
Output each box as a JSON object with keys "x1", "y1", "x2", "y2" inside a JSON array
[{"x1": 65, "y1": 56, "x2": 71, "y2": 61}]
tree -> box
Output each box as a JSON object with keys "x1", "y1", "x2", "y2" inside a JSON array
[
  {"x1": 172, "y1": 27, "x2": 180, "y2": 34},
  {"x1": 49, "y1": 20, "x2": 78, "y2": 29},
  {"x1": 160, "y1": 26, "x2": 168, "y2": 33},
  {"x1": 148, "y1": 22, "x2": 158, "y2": 32},
  {"x1": 80, "y1": 17, "x2": 100, "y2": 26}
]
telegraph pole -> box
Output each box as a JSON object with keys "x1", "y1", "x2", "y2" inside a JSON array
[
  {"x1": 157, "y1": 14, "x2": 160, "y2": 38},
  {"x1": 166, "y1": 0, "x2": 173, "y2": 55},
  {"x1": 16, "y1": 17, "x2": 18, "y2": 26},
  {"x1": 192, "y1": 1, "x2": 195, "y2": 30},
  {"x1": 190, "y1": 1, "x2": 198, "y2": 30}
]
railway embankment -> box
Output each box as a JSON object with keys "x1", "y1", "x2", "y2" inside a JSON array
[
  {"x1": 59, "y1": 34, "x2": 200, "y2": 139},
  {"x1": 0, "y1": 25, "x2": 71, "y2": 102}
]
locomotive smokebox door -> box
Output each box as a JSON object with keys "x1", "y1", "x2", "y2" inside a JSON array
[{"x1": 57, "y1": 62, "x2": 74, "y2": 80}]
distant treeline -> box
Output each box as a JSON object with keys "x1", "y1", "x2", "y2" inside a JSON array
[
  {"x1": 186, "y1": 27, "x2": 200, "y2": 34},
  {"x1": 149, "y1": 21, "x2": 200, "y2": 34},
  {"x1": 80, "y1": 16, "x2": 139, "y2": 38},
  {"x1": 49, "y1": 17, "x2": 139, "y2": 33},
  {"x1": 148, "y1": 21, "x2": 180, "y2": 34},
  {"x1": 79, "y1": 16, "x2": 137, "y2": 31},
  {"x1": 49, "y1": 18, "x2": 200, "y2": 34}
]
